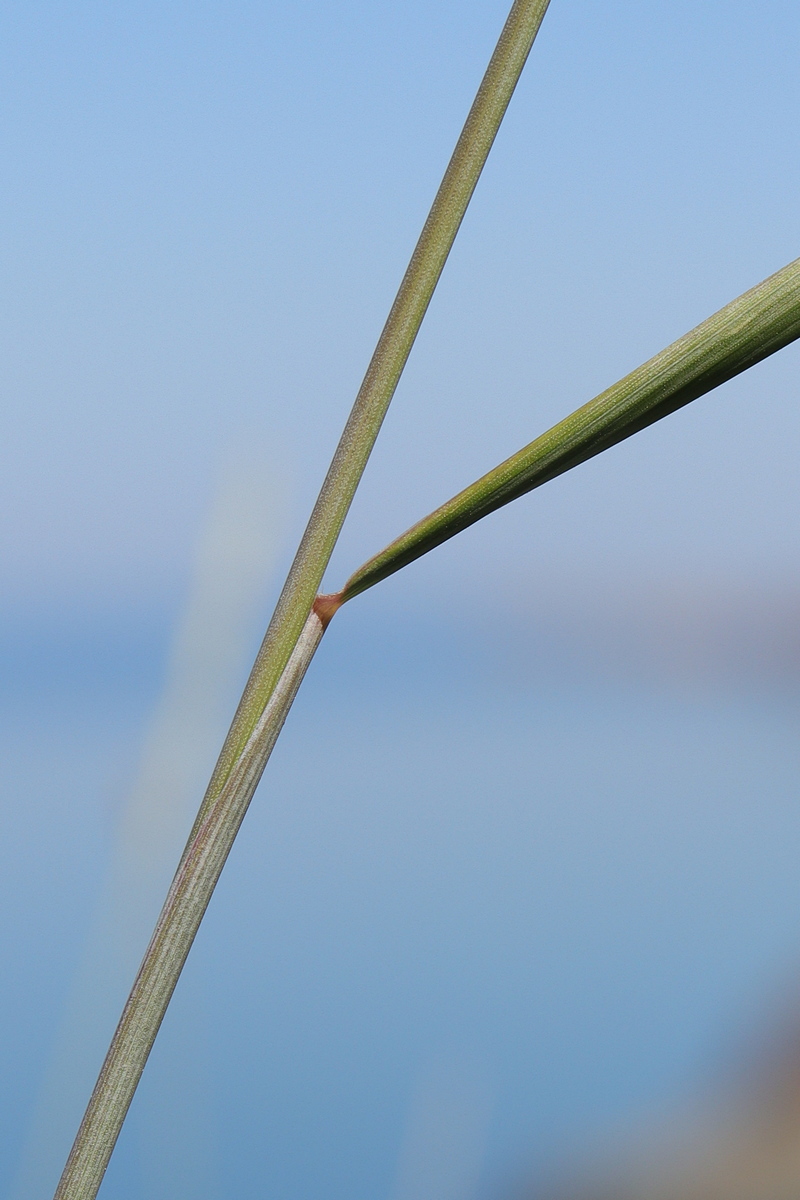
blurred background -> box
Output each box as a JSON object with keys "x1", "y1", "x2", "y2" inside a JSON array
[{"x1": 2, "y1": 1, "x2": 800, "y2": 1197}]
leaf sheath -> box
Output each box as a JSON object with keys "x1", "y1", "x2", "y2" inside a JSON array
[{"x1": 53, "y1": 612, "x2": 326, "y2": 1200}]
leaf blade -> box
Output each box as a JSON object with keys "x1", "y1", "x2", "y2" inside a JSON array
[{"x1": 340, "y1": 256, "x2": 800, "y2": 602}]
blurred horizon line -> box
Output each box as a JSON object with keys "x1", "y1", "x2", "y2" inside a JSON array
[{"x1": 3, "y1": 572, "x2": 800, "y2": 697}]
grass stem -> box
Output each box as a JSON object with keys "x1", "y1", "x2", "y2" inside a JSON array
[{"x1": 53, "y1": 3, "x2": 552, "y2": 1194}]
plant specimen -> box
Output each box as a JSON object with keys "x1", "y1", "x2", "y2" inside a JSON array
[{"x1": 50, "y1": 1, "x2": 800, "y2": 1196}]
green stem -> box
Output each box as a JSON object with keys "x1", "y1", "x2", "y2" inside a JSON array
[
  {"x1": 196, "y1": 0, "x2": 553, "y2": 816},
  {"x1": 53, "y1": 3, "x2": 552, "y2": 1195},
  {"x1": 337, "y1": 255, "x2": 800, "y2": 604}
]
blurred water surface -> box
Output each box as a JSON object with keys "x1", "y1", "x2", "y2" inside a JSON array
[{"x1": 2, "y1": 595, "x2": 800, "y2": 1200}]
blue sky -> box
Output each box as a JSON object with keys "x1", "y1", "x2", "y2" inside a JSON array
[
  {"x1": 3, "y1": 3, "x2": 800, "y2": 1198},
  {"x1": 2, "y1": 0, "x2": 800, "y2": 617}
]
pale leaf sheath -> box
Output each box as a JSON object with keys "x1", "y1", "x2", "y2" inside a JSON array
[
  {"x1": 54, "y1": 611, "x2": 326, "y2": 1200},
  {"x1": 340, "y1": 255, "x2": 800, "y2": 602}
]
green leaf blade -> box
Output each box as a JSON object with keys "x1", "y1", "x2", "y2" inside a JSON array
[{"x1": 340, "y1": 255, "x2": 800, "y2": 602}]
